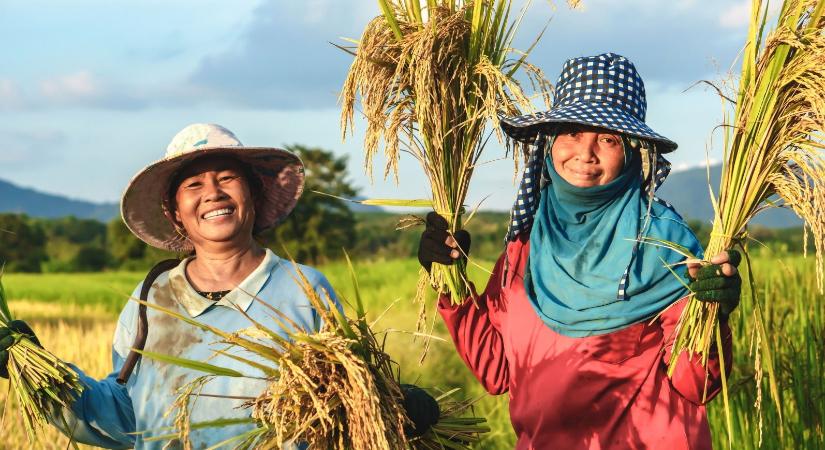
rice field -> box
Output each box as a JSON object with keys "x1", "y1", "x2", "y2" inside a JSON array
[{"x1": 1, "y1": 253, "x2": 822, "y2": 449}]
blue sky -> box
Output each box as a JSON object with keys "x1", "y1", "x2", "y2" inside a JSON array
[{"x1": 1, "y1": 0, "x2": 755, "y2": 211}]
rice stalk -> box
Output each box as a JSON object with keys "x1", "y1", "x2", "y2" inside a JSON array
[
  {"x1": 340, "y1": 0, "x2": 563, "y2": 303},
  {"x1": 0, "y1": 274, "x2": 83, "y2": 444}
]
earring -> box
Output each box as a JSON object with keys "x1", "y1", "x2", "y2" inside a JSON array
[{"x1": 174, "y1": 225, "x2": 189, "y2": 241}]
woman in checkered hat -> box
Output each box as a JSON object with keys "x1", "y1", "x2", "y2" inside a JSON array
[{"x1": 418, "y1": 53, "x2": 742, "y2": 449}]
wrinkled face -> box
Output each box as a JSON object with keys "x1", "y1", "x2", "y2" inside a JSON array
[
  {"x1": 172, "y1": 156, "x2": 257, "y2": 249},
  {"x1": 551, "y1": 124, "x2": 625, "y2": 187}
]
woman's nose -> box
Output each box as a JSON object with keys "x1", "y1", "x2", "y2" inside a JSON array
[
  {"x1": 575, "y1": 135, "x2": 599, "y2": 161},
  {"x1": 202, "y1": 178, "x2": 227, "y2": 201}
]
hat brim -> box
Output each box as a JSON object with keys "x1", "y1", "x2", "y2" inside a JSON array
[
  {"x1": 500, "y1": 102, "x2": 678, "y2": 152},
  {"x1": 121, "y1": 146, "x2": 304, "y2": 253}
]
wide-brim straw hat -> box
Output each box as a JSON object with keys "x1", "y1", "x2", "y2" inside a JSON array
[
  {"x1": 500, "y1": 52, "x2": 678, "y2": 152},
  {"x1": 121, "y1": 123, "x2": 304, "y2": 252}
]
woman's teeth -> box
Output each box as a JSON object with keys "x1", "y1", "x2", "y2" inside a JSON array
[{"x1": 202, "y1": 208, "x2": 234, "y2": 220}]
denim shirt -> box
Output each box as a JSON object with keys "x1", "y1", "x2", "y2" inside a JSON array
[{"x1": 53, "y1": 249, "x2": 336, "y2": 449}]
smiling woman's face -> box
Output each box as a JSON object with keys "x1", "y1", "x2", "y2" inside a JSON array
[
  {"x1": 551, "y1": 124, "x2": 625, "y2": 187},
  {"x1": 172, "y1": 156, "x2": 257, "y2": 251}
]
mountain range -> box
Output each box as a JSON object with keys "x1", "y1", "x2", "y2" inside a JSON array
[
  {"x1": 0, "y1": 178, "x2": 119, "y2": 221},
  {"x1": 0, "y1": 178, "x2": 381, "y2": 221},
  {"x1": 0, "y1": 168, "x2": 803, "y2": 228},
  {"x1": 656, "y1": 164, "x2": 801, "y2": 228}
]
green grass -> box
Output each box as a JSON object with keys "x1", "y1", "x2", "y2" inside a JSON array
[
  {"x1": 708, "y1": 255, "x2": 825, "y2": 449},
  {"x1": 3, "y1": 272, "x2": 144, "y2": 314},
  {"x1": 2, "y1": 253, "x2": 822, "y2": 448}
]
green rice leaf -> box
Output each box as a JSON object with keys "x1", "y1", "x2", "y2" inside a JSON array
[
  {"x1": 141, "y1": 417, "x2": 257, "y2": 441},
  {"x1": 133, "y1": 349, "x2": 247, "y2": 378},
  {"x1": 312, "y1": 190, "x2": 434, "y2": 209},
  {"x1": 377, "y1": 0, "x2": 403, "y2": 40},
  {"x1": 0, "y1": 277, "x2": 14, "y2": 323},
  {"x1": 343, "y1": 250, "x2": 366, "y2": 319},
  {"x1": 204, "y1": 426, "x2": 266, "y2": 450},
  {"x1": 636, "y1": 236, "x2": 700, "y2": 260},
  {"x1": 213, "y1": 350, "x2": 279, "y2": 378}
]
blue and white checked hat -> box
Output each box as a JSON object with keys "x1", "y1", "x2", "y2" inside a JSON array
[{"x1": 501, "y1": 52, "x2": 677, "y2": 152}]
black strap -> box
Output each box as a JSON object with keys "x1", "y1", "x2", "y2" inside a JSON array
[{"x1": 116, "y1": 259, "x2": 181, "y2": 385}]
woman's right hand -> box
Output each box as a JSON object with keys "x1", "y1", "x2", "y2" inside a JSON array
[
  {"x1": 417, "y1": 212, "x2": 471, "y2": 272},
  {"x1": 0, "y1": 320, "x2": 40, "y2": 379}
]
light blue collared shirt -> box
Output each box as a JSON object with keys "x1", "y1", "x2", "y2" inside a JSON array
[{"x1": 54, "y1": 249, "x2": 336, "y2": 449}]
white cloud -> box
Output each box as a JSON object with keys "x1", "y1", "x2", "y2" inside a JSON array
[
  {"x1": 0, "y1": 71, "x2": 148, "y2": 110},
  {"x1": 0, "y1": 79, "x2": 25, "y2": 109},
  {"x1": 672, "y1": 158, "x2": 720, "y2": 172},
  {"x1": 718, "y1": 1, "x2": 750, "y2": 29},
  {"x1": 40, "y1": 71, "x2": 100, "y2": 102}
]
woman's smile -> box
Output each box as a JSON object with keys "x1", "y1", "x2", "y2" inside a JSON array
[{"x1": 201, "y1": 206, "x2": 236, "y2": 221}]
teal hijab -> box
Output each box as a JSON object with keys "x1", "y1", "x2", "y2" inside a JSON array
[{"x1": 525, "y1": 137, "x2": 702, "y2": 338}]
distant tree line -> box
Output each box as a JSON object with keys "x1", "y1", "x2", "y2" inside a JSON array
[
  {"x1": 0, "y1": 143, "x2": 810, "y2": 273},
  {"x1": 0, "y1": 209, "x2": 809, "y2": 274}
]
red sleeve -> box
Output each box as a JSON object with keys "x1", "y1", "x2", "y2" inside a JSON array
[
  {"x1": 437, "y1": 253, "x2": 510, "y2": 395},
  {"x1": 660, "y1": 298, "x2": 734, "y2": 405}
]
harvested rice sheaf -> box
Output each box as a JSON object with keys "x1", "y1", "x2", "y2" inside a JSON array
[
  {"x1": 668, "y1": 0, "x2": 825, "y2": 376},
  {"x1": 340, "y1": 1, "x2": 559, "y2": 303},
  {"x1": 0, "y1": 276, "x2": 83, "y2": 444},
  {"x1": 142, "y1": 256, "x2": 489, "y2": 449},
  {"x1": 248, "y1": 330, "x2": 407, "y2": 449},
  {"x1": 655, "y1": 0, "x2": 825, "y2": 444}
]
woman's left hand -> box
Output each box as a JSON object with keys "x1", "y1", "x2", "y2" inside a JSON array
[{"x1": 685, "y1": 250, "x2": 743, "y2": 321}]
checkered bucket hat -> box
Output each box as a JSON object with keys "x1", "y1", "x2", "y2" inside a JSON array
[{"x1": 500, "y1": 52, "x2": 677, "y2": 152}]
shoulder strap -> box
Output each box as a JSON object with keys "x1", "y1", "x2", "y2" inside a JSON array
[{"x1": 117, "y1": 259, "x2": 181, "y2": 385}]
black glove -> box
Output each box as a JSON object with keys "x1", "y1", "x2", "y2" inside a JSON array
[
  {"x1": 687, "y1": 250, "x2": 742, "y2": 321},
  {"x1": 0, "y1": 320, "x2": 40, "y2": 379},
  {"x1": 401, "y1": 384, "x2": 440, "y2": 438},
  {"x1": 417, "y1": 212, "x2": 471, "y2": 273}
]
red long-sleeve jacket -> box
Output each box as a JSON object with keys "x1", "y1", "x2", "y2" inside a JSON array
[{"x1": 438, "y1": 235, "x2": 732, "y2": 450}]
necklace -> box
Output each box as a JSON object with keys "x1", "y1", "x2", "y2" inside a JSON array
[{"x1": 196, "y1": 289, "x2": 231, "y2": 301}]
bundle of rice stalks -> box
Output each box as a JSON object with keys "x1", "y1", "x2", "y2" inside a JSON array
[
  {"x1": 651, "y1": 0, "x2": 825, "y2": 442},
  {"x1": 138, "y1": 255, "x2": 488, "y2": 449},
  {"x1": 0, "y1": 275, "x2": 83, "y2": 443},
  {"x1": 340, "y1": 0, "x2": 578, "y2": 302}
]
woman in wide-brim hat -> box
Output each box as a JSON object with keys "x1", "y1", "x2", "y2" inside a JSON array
[
  {"x1": 42, "y1": 123, "x2": 337, "y2": 449},
  {"x1": 418, "y1": 53, "x2": 742, "y2": 449}
]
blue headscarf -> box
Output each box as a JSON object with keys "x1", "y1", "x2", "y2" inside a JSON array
[{"x1": 523, "y1": 135, "x2": 703, "y2": 338}]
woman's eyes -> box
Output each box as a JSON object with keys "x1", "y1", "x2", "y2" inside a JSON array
[
  {"x1": 219, "y1": 174, "x2": 240, "y2": 183},
  {"x1": 182, "y1": 173, "x2": 240, "y2": 188}
]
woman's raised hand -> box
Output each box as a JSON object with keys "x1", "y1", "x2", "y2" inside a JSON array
[
  {"x1": 685, "y1": 250, "x2": 743, "y2": 320},
  {"x1": 417, "y1": 212, "x2": 471, "y2": 273}
]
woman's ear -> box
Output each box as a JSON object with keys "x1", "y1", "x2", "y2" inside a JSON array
[{"x1": 163, "y1": 197, "x2": 185, "y2": 232}]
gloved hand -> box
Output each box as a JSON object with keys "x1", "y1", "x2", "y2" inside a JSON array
[
  {"x1": 401, "y1": 383, "x2": 440, "y2": 438},
  {"x1": 0, "y1": 320, "x2": 40, "y2": 379},
  {"x1": 686, "y1": 250, "x2": 742, "y2": 321},
  {"x1": 417, "y1": 212, "x2": 471, "y2": 273}
]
